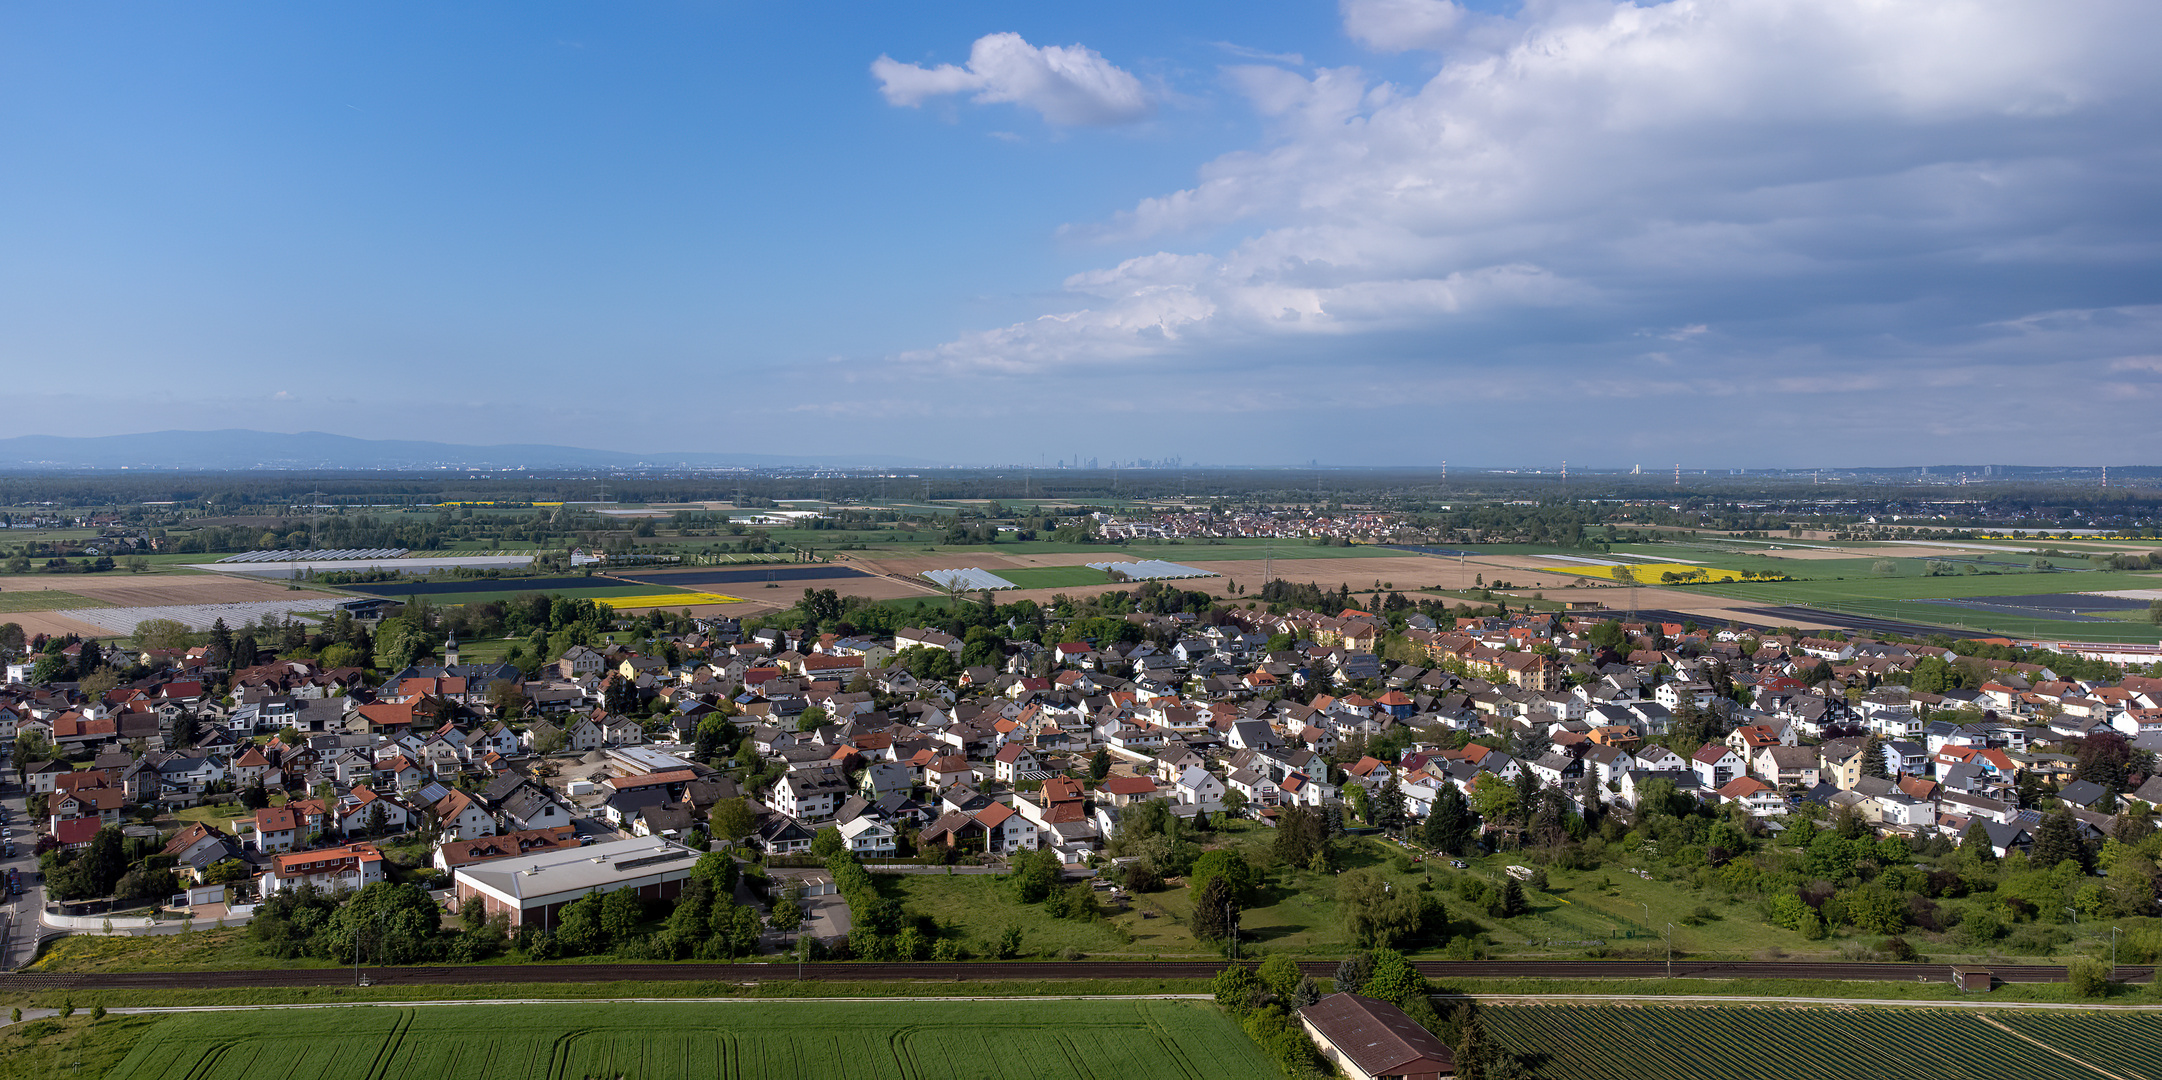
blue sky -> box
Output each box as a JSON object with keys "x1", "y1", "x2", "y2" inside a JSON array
[{"x1": 3, "y1": 1, "x2": 2157, "y2": 467}]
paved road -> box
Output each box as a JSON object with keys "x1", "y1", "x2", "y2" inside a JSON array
[
  {"x1": 0, "y1": 959, "x2": 2147, "y2": 993},
  {"x1": 0, "y1": 755, "x2": 42, "y2": 971}
]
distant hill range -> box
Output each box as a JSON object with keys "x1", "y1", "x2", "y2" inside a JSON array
[{"x1": 0, "y1": 430, "x2": 933, "y2": 471}]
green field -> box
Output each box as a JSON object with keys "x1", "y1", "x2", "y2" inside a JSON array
[
  {"x1": 1992, "y1": 1009, "x2": 2162, "y2": 1079},
  {"x1": 889, "y1": 875, "x2": 1137, "y2": 957},
  {"x1": 1482, "y1": 1003, "x2": 2148, "y2": 1080},
  {"x1": 90, "y1": 1000, "x2": 1274, "y2": 1080},
  {"x1": 0, "y1": 589, "x2": 114, "y2": 612},
  {"x1": 337, "y1": 581, "x2": 698, "y2": 606},
  {"x1": 1682, "y1": 566, "x2": 2162, "y2": 642},
  {"x1": 1079, "y1": 822, "x2": 1825, "y2": 961},
  {"x1": 995, "y1": 566, "x2": 1116, "y2": 590}
]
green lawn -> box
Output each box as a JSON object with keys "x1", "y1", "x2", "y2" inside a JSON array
[
  {"x1": 28, "y1": 929, "x2": 348, "y2": 974},
  {"x1": 90, "y1": 1000, "x2": 1275, "y2": 1080},
  {"x1": 889, "y1": 874, "x2": 1136, "y2": 957},
  {"x1": 1445, "y1": 850, "x2": 1822, "y2": 960},
  {"x1": 1108, "y1": 823, "x2": 1460, "y2": 958},
  {"x1": 162, "y1": 802, "x2": 249, "y2": 830},
  {"x1": 1096, "y1": 822, "x2": 1836, "y2": 962}
]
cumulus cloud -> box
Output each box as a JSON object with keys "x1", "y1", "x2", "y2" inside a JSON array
[
  {"x1": 1339, "y1": 0, "x2": 1469, "y2": 52},
  {"x1": 866, "y1": 0, "x2": 2162, "y2": 462},
  {"x1": 872, "y1": 33, "x2": 1152, "y2": 126}
]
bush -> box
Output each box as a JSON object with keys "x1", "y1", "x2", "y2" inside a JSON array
[
  {"x1": 2068, "y1": 957, "x2": 2111, "y2": 998},
  {"x1": 1257, "y1": 953, "x2": 1302, "y2": 1000},
  {"x1": 991, "y1": 924, "x2": 1024, "y2": 960},
  {"x1": 1121, "y1": 861, "x2": 1164, "y2": 893},
  {"x1": 1960, "y1": 907, "x2": 2004, "y2": 946},
  {"x1": 2004, "y1": 925, "x2": 2072, "y2": 955},
  {"x1": 1213, "y1": 965, "x2": 1262, "y2": 1014}
]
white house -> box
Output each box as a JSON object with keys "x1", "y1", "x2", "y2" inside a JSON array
[
  {"x1": 771, "y1": 766, "x2": 848, "y2": 822},
  {"x1": 837, "y1": 815, "x2": 896, "y2": 857},
  {"x1": 992, "y1": 743, "x2": 1041, "y2": 783},
  {"x1": 1175, "y1": 766, "x2": 1225, "y2": 810},
  {"x1": 1691, "y1": 745, "x2": 1745, "y2": 790},
  {"x1": 259, "y1": 842, "x2": 387, "y2": 895}
]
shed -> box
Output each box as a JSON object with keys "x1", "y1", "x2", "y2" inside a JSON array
[{"x1": 1299, "y1": 993, "x2": 1455, "y2": 1080}]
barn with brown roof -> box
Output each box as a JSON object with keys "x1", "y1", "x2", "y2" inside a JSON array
[{"x1": 1298, "y1": 993, "x2": 1455, "y2": 1079}]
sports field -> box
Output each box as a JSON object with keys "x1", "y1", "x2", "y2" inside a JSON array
[
  {"x1": 95, "y1": 1000, "x2": 1274, "y2": 1080},
  {"x1": 1482, "y1": 1003, "x2": 2154, "y2": 1080}
]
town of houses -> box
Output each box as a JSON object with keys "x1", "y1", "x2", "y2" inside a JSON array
[{"x1": 8, "y1": 598, "x2": 2160, "y2": 937}]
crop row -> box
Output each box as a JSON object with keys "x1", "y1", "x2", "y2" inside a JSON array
[
  {"x1": 1990, "y1": 1011, "x2": 2162, "y2": 1080},
  {"x1": 101, "y1": 1001, "x2": 1275, "y2": 1080},
  {"x1": 1479, "y1": 1004, "x2": 2120, "y2": 1080}
]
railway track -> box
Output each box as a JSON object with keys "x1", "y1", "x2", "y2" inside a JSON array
[{"x1": 0, "y1": 960, "x2": 2145, "y2": 993}]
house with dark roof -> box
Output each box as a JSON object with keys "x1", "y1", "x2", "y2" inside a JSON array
[{"x1": 1298, "y1": 993, "x2": 1455, "y2": 1080}]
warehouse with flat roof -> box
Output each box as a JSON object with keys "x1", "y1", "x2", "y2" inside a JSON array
[{"x1": 451, "y1": 835, "x2": 699, "y2": 929}]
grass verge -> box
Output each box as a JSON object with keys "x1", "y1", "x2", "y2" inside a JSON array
[{"x1": 0, "y1": 978, "x2": 1216, "y2": 1010}]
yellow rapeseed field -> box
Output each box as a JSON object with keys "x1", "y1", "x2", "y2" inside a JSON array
[{"x1": 598, "y1": 591, "x2": 743, "y2": 608}]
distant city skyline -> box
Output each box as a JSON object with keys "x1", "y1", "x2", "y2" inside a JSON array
[{"x1": 2, "y1": 1, "x2": 2156, "y2": 465}]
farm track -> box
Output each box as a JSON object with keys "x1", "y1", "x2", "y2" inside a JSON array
[{"x1": 1, "y1": 959, "x2": 2148, "y2": 993}]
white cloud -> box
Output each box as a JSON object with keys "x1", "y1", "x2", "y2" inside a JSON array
[
  {"x1": 878, "y1": 0, "x2": 2159, "y2": 461},
  {"x1": 872, "y1": 32, "x2": 1152, "y2": 126},
  {"x1": 1213, "y1": 42, "x2": 1307, "y2": 67},
  {"x1": 1339, "y1": 0, "x2": 1469, "y2": 53}
]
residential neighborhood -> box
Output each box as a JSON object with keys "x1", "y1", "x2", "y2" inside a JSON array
[{"x1": 6, "y1": 562, "x2": 2162, "y2": 975}]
